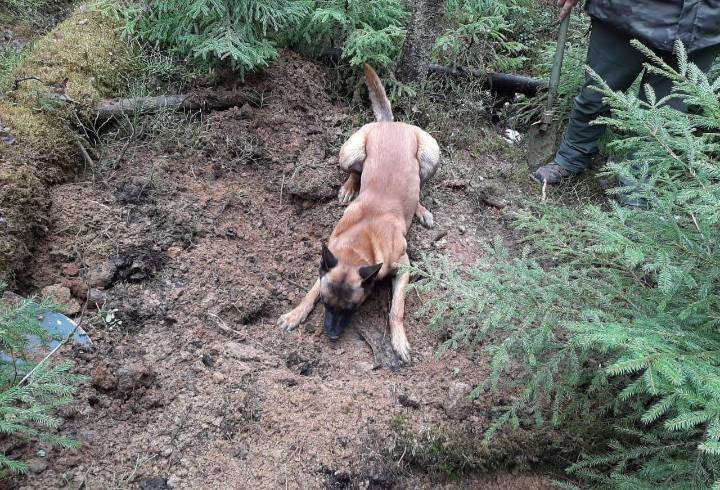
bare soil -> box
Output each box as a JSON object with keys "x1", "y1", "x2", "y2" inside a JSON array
[{"x1": 11, "y1": 52, "x2": 562, "y2": 489}]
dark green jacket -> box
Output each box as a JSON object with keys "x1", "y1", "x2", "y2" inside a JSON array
[{"x1": 586, "y1": 0, "x2": 720, "y2": 53}]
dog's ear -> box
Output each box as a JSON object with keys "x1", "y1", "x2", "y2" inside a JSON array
[
  {"x1": 320, "y1": 244, "x2": 338, "y2": 274},
  {"x1": 358, "y1": 263, "x2": 382, "y2": 285}
]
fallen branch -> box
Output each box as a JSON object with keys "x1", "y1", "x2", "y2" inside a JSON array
[
  {"x1": 94, "y1": 90, "x2": 251, "y2": 118},
  {"x1": 428, "y1": 63, "x2": 547, "y2": 96},
  {"x1": 356, "y1": 321, "x2": 401, "y2": 372},
  {"x1": 318, "y1": 48, "x2": 546, "y2": 96},
  {"x1": 73, "y1": 135, "x2": 95, "y2": 168}
]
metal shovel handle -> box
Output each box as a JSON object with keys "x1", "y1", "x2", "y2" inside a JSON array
[{"x1": 546, "y1": 14, "x2": 571, "y2": 113}]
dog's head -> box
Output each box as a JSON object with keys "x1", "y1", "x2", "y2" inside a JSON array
[{"x1": 318, "y1": 244, "x2": 382, "y2": 340}]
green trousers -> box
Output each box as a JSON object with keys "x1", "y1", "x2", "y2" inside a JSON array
[{"x1": 554, "y1": 20, "x2": 720, "y2": 173}]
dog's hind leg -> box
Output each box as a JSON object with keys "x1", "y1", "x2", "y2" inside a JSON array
[
  {"x1": 277, "y1": 279, "x2": 321, "y2": 332},
  {"x1": 389, "y1": 254, "x2": 411, "y2": 362},
  {"x1": 414, "y1": 128, "x2": 441, "y2": 228},
  {"x1": 339, "y1": 173, "x2": 360, "y2": 204},
  {"x1": 415, "y1": 203, "x2": 434, "y2": 229},
  {"x1": 338, "y1": 125, "x2": 370, "y2": 204}
]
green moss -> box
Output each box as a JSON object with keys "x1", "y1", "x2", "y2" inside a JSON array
[
  {"x1": 0, "y1": 101, "x2": 74, "y2": 182},
  {"x1": 10, "y1": 7, "x2": 135, "y2": 112}
]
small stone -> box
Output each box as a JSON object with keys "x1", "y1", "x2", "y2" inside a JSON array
[
  {"x1": 239, "y1": 103, "x2": 253, "y2": 119},
  {"x1": 87, "y1": 259, "x2": 118, "y2": 289},
  {"x1": 226, "y1": 342, "x2": 271, "y2": 363},
  {"x1": 28, "y1": 459, "x2": 48, "y2": 474},
  {"x1": 235, "y1": 441, "x2": 250, "y2": 460},
  {"x1": 166, "y1": 246, "x2": 183, "y2": 259},
  {"x1": 212, "y1": 372, "x2": 226, "y2": 384},
  {"x1": 88, "y1": 288, "x2": 107, "y2": 306},
  {"x1": 139, "y1": 476, "x2": 169, "y2": 490},
  {"x1": 40, "y1": 284, "x2": 81, "y2": 315},
  {"x1": 443, "y1": 382, "x2": 473, "y2": 420},
  {"x1": 166, "y1": 475, "x2": 180, "y2": 489},
  {"x1": 353, "y1": 361, "x2": 375, "y2": 373}
]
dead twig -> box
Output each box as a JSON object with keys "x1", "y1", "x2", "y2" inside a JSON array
[
  {"x1": 432, "y1": 230, "x2": 448, "y2": 242},
  {"x1": 73, "y1": 135, "x2": 95, "y2": 168},
  {"x1": 279, "y1": 173, "x2": 286, "y2": 205},
  {"x1": 208, "y1": 313, "x2": 246, "y2": 340},
  {"x1": 112, "y1": 118, "x2": 141, "y2": 168},
  {"x1": 12, "y1": 76, "x2": 43, "y2": 90}
]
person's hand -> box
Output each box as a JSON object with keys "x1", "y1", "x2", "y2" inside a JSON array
[{"x1": 558, "y1": 0, "x2": 578, "y2": 20}]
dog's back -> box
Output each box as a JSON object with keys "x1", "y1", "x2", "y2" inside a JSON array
[
  {"x1": 351, "y1": 65, "x2": 422, "y2": 228},
  {"x1": 358, "y1": 122, "x2": 420, "y2": 226}
]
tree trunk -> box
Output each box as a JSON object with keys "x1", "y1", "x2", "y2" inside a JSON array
[{"x1": 395, "y1": 0, "x2": 446, "y2": 86}]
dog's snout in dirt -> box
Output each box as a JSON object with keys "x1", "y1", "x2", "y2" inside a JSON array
[{"x1": 323, "y1": 306, "x2": 354, "y2": 340}]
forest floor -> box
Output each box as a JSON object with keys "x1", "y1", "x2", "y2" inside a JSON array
[{"x1": 4, "y1": 44, "x2": 603, "y2": 488}]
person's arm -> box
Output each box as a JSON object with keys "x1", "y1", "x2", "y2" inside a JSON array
[{"x1": 558, "y1": 0, "x2": 578, "y2": 19}]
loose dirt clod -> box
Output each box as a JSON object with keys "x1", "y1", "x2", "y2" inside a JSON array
[{"x1": 40, "y1": 284, "x2": 80, "y2": 315}]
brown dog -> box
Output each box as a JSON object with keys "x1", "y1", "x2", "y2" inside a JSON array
[{"x1": 277, "y1": 64, "x2": 440, "y2": 362}]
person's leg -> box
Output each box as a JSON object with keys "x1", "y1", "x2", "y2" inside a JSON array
[
  {"x1": 639, "y1": 44, "x2": 720, "y2": 110},
  {"x1": 617, "y1": 44, "x2": 720, "y2": 197},
  {"x1": 535, "y1": 20, "x2": 647, "y2": 184}
]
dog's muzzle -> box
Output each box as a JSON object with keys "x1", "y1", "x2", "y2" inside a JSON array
[{"x1": 323, "y1": 307, "x2": 354, "y2": 340}]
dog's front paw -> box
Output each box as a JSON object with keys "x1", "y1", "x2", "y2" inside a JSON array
[
  {"x1": 391, "y1": 332, "x2": 411, "y2": 363},
  {"x1": 338, "y1": 183, "x2": 357, "y2": 204},
  {"x1": 415, "y1": 206, "x2": 434, "y2": 229},
  {"x1": 277, "y1": 310, "x2": 302, "y2": 332}
]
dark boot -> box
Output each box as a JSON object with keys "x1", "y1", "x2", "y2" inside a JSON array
[{"x1": 531, "y1": 163, "x2": 577, "y2": 184}]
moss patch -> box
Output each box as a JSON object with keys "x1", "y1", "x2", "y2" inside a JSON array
[
  {"x1": 388, "y1": 417, "x2": 568, "y2": 482},
  {"x1": 9, "y1": 5, "x2": 134, "y2": 113},
  {"x1": 0, "y1": 101, "x2": 74, "y2": 183}
]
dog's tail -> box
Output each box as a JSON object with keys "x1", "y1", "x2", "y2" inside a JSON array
[{"x1": 363, "y1": 64, "x2": 393, "y2": 122}]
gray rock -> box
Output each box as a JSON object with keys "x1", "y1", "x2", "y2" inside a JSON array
[
  {"x1": 86, "y1": 259, "x2": 118, "y2": 289},
  {"x1": 225, "y1": 342, "x2": 275, "y2": 365},
  {"x1": 27, "y1": 458, "x2": 48, "y2": 474},
  {"x1": 443, "y1": 382, "x2": 473, "y2": 420},
  {"x1": 353, "y1": 361, "x2": 375, "y2": 373},
  {"x1": 88, "y1": 288, "x2": 107, "y2": 306},
  {"x1": 139, "y1": 476, "x2": 169, "y2": 490}
]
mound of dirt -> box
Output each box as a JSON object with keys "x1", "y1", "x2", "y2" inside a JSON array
[{"x1": 16, "y1": 51, "x2": 555, "y2": 489}]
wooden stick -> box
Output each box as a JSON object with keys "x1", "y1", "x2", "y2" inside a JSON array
[
  {"x1": 94, "y1": 90, "x2": 250, "y2": 118},
  {"x1": 73, "y1": 135, "x2": 95, "y2": 167}
]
